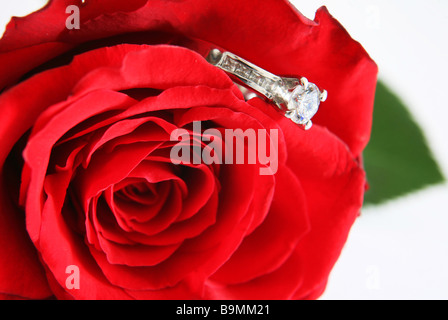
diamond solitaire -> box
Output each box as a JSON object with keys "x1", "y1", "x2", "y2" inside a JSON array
[
  {"x1": 285, "y1": 78, "x2": 327, "y2": 130},
  {"x1": 206, "y1": 49, "x2": 327, "y2": 130}
]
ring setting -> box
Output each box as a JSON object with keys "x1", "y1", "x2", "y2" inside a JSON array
[{"x1": 206, "y1": 49, "x2": 327, "y2": 130}]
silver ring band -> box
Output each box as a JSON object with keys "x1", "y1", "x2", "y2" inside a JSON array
[{"x1": 206, "y1": 49, "x2": 327, "y2": 130}]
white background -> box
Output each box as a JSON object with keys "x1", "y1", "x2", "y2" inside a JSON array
[{"x1": 1, "y1": 0, "x2": 448, "y2": 300}]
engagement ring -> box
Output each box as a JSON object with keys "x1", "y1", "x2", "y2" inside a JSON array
[{"x1": 206, "y1": 49, "x2": 327, "y2": 130}]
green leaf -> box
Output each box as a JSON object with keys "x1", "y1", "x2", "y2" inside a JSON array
[{"x1": 363, "y1": 80, "x2": 444, "y2": 206}]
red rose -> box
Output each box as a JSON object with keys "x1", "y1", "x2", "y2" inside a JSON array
[{"x1": 0, "y1": 0, "x2": 377, "y2": 300}]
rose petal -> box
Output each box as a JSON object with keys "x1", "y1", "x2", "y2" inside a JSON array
[
  {"x1": 86, "y1": 161, "x2": 262, "y2": 291},
  {"x1": 38, "y1": 169, "x2": 131, "y2": 299},
  {"x1": 108, "y1": 179, "x2": 172, "y2": 230},
  {"x1": 94, "y1": 203, "x2": 183, "y2": 267},
  {"x1": 205, "y1": 251, "x2": 303, "y2": 299},
  {"x1": 1, "y1": 0, "x2": 377, "y2": 156},
  {"x1": 0, "y1": 182, "x2": 51, "y2": 299},
  {"x1": 278, "y1": 118, "x2": 366, "y2": 298},
  {"x1": 211, "y1": 166, "x2": 310, "y2": 285},
  {"x1": 22, "y1": 90, "x2": 137, "y2": 242}
]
